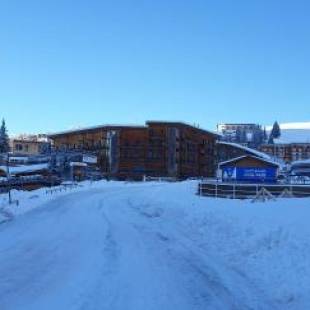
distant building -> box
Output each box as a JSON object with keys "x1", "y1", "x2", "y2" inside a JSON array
[
  {"x1": 49, "y1": 121, "x2": 219, "y2": 179},
  {"x1": 261, "y1": 124, "x2": 310, "y2": 163},
  {"x1": 10, "y1": 135, "x2": 51, "y2": 155},
  {"x1": 260, "y1": 143, "x2": 310, "y2": 163},
  {"x1": 217, "y1": 123, "x2": 265, "y2": 148}
]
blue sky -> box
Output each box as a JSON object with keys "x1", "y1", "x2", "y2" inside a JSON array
[{"x1": 1, "y1": 0, "x2": 309, "y2": 134}]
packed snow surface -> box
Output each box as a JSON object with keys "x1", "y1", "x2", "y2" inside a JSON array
[{"x1": 1, "y1": 181, "x2": 310, "y2": 310}]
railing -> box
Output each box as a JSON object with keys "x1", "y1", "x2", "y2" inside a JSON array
[
  {"x1": 0, "y1": 176, "x2": 61, "y2": 193},
  {"x1": 198, "y1": 181, "x2": 310, "y2": 199},
  {"x1": 45, "y1": 182, "x2": 81, "y2": 195}
]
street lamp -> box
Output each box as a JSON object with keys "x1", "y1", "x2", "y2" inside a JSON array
[{"x1": 6, "y1": 152, "x2": 12, "y2": 204}]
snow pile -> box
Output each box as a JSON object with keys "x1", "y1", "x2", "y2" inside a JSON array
[{"x1": 0, "y1": 180, "x2": 111, "y2": 217}]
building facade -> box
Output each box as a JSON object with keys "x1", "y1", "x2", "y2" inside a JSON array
[
  {"x1": 260, "y1": 143, "x2": 310, "y2": 163},
  {"x1": 217, "y1": 123, "x2": 265, "y2": 148},
  {"x1": 49, "y1": 121, "x2": 219, "y2": 179},
  {"x1": 11, "y1": 138, "x2": 51, "y2": 155}
]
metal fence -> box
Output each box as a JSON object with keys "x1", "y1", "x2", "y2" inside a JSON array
[
  {"x1": 198, "y1": 181, "x2": 310, "y2": 199},
  {"x1": 0, "y1": 176, "x2": 61, "y2": 193}
]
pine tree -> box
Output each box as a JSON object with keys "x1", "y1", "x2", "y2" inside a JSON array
[
  {"x1": 268, "y1": 121, "x2": 281, "y2": 144},
  {"x1": 271, "y1": 121, "x2": 281, "y2": 139},
  {"x1": 0, "y1": 119, "x2": 10, "y2": 153},
  {"x1": 263, "y1": 127, "x2": 268, "y2": 142}
]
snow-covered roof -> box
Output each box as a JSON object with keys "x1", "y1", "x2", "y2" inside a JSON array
[
  {"x1": 219, "y1": 155, "x2": 280, "y2": 167},
  {"x1": 69, "y1": 162, "x2": 87, "y2": 167},
  {"x1": 266, "y1": 122, "x2": 310, "y2": 131},
  {"x1": 0, "y1": 163, "x2": 49, "y2": 176},
  {"x1": 291, "y1": 159, "x2": 310, "y2": 167},
  {"x1": 48, "y1": 124, "x2": 147, "y2": 137},
  {"x1": 146, "y1": 121, "x2": 220, "y2": 137},
  {"x1": 9, "y1": 156, "x2": 29, "y2": 163},
  {"x1": 266, "y1": 122, "x2": 310, "y2": 144},
  {"x1": 49, "y1": 121, "x2": 220, "y2": 138},
  {"x1": 273, "y1": 130, "x2": 310, "y2": 144},
  {"x1": 217, "y1": 141, "x2": 271, "y2": 160}
]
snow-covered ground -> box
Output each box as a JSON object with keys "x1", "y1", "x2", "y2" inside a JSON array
[{"x1": 1, "y1": 181, "x2": 310, "y2": 310}]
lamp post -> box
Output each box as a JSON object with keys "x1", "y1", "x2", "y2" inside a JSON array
[{"x1": 6, "y1": 152, "x2": 12, "y2": 204}]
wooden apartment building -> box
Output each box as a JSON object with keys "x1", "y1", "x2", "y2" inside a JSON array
[
  {"x1": 49, "y1": 121, "x2": 219, "y2": 179},
  {"x1": 260, "y1": 143, "x2": 310, "y2": 163}
]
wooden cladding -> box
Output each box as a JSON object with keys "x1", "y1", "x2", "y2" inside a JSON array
[{"x1": 50, "y1": 122, "x2": 218, "y2": 179}]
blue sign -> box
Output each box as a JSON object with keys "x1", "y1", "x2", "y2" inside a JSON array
[
  {"x1": 222, "y1": 167, "x2": 277, "y2": 183},
  {"x1": 236, "y1": 167, "x2": 277, "y2": 183}
]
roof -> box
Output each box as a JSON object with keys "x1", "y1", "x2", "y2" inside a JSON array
[
  {"x1": 219, "y1": 155, "x2": 280, "y2": 168},
  {"x1": 69, "y1": 162, "x2": 88, "y2": 167},
  {"x1": 11, "y1": 139, "x2": 50, "y2": 144},
  {"x1": 0, "y1": 163, "x2": 49, "y2": 176},
  {"x1": 217, "y1": 141, "x2": 271, "y2": 160},
  {"x1": 49, "y1": 121, "x2": 220, "y2": 138},
  {"x1": 48, "y1": 124, "x2": 147, "y2": 138},
  {"x1": 291, "y1": 159, "x2": 310, "y2": 167},
  {"x1": 146, "y1": 121, "x2": 220, "y2": 137},
  {"x1": 272, "y1": 130, "x2": 310, "y2": 144},
  {"x1": 266, "y1": 122, "x2": 310, "y2": 144},
  {"x1": 218, "y1": 123, "x2": 260, "y2": 127}
]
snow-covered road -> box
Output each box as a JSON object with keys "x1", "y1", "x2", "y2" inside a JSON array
[{"x1": 0, "y1": 182, "x2": 309, "y2": 309}]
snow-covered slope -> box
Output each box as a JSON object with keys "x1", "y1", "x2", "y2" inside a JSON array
[
  {"x1": 1, "y1": 181, "x2": 310, "y2": 309},
  {"x1": 267, "y1": 122, "x2": 310, "y2": 144}
]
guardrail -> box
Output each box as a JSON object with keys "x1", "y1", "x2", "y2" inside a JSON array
[
  {"x1": 0, "y1": 176, "x2": 61, "y2": 193},
  {"x1": 45, "y1": 183, "x2": 82, "y2": 195},
  {"x1": 198, "y1": 182, "x2": 310, "y2": 199}
]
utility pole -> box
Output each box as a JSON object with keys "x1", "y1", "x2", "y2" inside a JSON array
[{"x1": 6, "y1": 152, "x2": 12, "y2": 204}]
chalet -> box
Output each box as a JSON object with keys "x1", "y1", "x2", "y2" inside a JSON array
[
  {"x1": 49, "y1": 121, "x2": 219, "y2": 179},
  {"x1": 219, "y1": 155, "x2": 279, "y2": 183}
]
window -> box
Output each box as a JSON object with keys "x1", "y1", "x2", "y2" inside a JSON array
[{"x1": 15, "y1": 144, "x2": 23, "y2": 151}]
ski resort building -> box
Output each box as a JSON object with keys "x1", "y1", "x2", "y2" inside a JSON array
[
  {"x1": 49, "y1": 121, "x2": 219, "y2": 179},
  {"x1": 260, "y1": 124, "x2": 310, "y2": 163},
  {"x1": 217, "y1": 123, "x2": 265, "y2": 148},
  {"x1": 260, "y1": 143, "x2": 310, "y2": 163}
]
